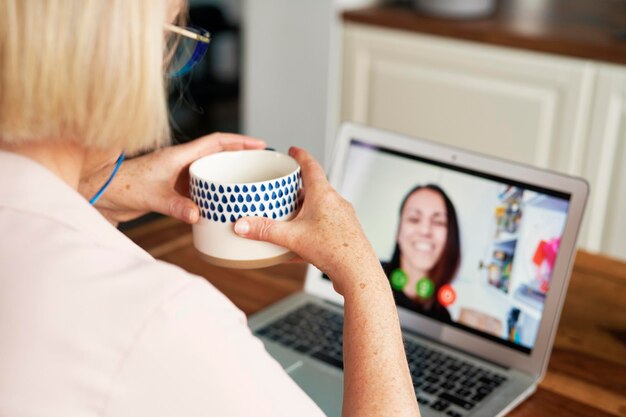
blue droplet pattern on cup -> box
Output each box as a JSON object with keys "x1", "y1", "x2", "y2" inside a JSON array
[{"x1": 190, "y1": 170, "x2": 302, "y2": 223}]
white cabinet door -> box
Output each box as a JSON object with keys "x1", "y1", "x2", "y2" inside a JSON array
[
  {"x1": 341, "y1": 23, "x2": 595, "y2": 173},
  {"x1": 580, "y1": 65, "x2": 626, "y2": 259}
]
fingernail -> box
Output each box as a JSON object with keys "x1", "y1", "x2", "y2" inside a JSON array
[
  {"x1": 186, "y1": 207, "x2": 197, "y2": 223},
  {"x1": 235, "y1": 219, "x2": 250, "y2": 235}
]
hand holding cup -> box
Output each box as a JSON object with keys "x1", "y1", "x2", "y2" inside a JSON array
[
  {"x1": 233, "y1": 147, "x2": 381, "y2": 295},
  {"x1": 189, "y1": 149, "x2": 301, "y2": 269}
]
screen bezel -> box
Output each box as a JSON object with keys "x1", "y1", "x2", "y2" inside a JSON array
[{"x1": 304, "y1": 122, "x2": 588, "y2": 378}]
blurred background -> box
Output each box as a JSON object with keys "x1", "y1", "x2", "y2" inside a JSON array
[
  {"x1": 171, "y1": 0, "x2": 338, "y2": 165},
  {"x1": 169, "y1": 0, "x2": 243, "y2": 141}
]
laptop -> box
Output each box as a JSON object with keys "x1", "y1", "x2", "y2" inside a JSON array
[{"x1": 248, "y1": 123, "x2": 589, "y2": 417}]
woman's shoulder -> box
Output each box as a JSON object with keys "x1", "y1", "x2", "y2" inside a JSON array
[
  {"x1": 147, "y1": 260, "x2": 245, "y2": 322},
  {"x1": 0, "y1": 225, "x2": 248, "y2": 416}
]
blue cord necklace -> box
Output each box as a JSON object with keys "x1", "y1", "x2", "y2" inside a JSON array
[{"x1": 89, "y1": 152, "x2": 125, "y2": 205}]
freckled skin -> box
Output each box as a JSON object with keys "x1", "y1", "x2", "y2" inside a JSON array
[
  {"x1": 238, "y1": 147, "x2": 421, "y2": 417},
  {"x1": 77, "y1": 132, "x2": 266, "y2": 225}
]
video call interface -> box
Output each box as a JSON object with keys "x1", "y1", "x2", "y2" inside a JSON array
[{"x1": 334, "y1": 139, "x2": 572, "y2": 354}]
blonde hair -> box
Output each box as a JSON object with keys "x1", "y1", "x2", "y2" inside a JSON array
[{"x1": 0, "y1": 0, "x2": 172, "y2": 155}]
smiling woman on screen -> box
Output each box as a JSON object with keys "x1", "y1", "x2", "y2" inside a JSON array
[{"x1": 383, "y1": 184, "x2": 461, "y2": 321}]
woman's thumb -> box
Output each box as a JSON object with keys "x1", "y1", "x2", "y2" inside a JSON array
[
  {"x1": 159, "y1": 194, "x2": 199, "y2": 224},
  {"x1": 234, "y1": 216, "x2": 290, "y2": 247}
]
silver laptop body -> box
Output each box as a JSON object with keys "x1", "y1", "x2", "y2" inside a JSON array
[{"x1": 249, "y1": 123, "x2": 589, "y2": 417}]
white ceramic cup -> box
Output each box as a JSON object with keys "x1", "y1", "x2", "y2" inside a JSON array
[{"x1": 189, "y1": 150, "x2": 301, "y2": 269}]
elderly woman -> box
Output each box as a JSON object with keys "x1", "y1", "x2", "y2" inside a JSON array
[{"x1": 0, "y1": 1, "x2": 419, "y2": 416}]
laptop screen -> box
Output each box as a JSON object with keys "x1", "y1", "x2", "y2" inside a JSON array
[{"x1": 329, "y1": 139, "x2": 572, "y2": 354}]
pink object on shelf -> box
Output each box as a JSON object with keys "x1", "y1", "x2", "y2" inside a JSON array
[{"x1": 532, "y1": 237, "x2": 561, "y2": 294}]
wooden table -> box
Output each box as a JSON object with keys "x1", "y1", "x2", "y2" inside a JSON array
[{"x1": 124, "y1": 217, "x2": 626, "y2": 417}]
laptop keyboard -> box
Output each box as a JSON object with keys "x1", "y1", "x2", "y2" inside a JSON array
[
  {"x1": 256, "y1": 303, "x2": 345, "y2": 368},
  {"x1": 255, "y1": 303, "x2": 508, "y2": 416}
]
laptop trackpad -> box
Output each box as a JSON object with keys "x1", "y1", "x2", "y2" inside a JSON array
[{"x1": 287, "y1": 361, "x2": 343, "y2": 417}]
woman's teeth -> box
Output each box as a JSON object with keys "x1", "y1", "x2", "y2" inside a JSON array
[{"x1": 413, "y1": 242, "x2": 434, "y2": 252}]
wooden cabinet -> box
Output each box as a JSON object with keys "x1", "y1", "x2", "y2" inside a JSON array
[
  {"x1": 581, "y1": 65, "x2": 626, "y2": 259},
  {"x1": 341, "y1": 23, "x2": 625, "y2": 260}
]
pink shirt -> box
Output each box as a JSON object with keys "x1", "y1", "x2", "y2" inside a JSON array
[{"x1": 0, "y1": 151, "x2": 325, "y2": 416}]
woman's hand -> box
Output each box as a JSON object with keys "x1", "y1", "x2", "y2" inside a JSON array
[
  {"x1": 233, "y1": 147, "x2": 383, "y2": 296},
  {"x1": 79, "y1": 133, "x2": 266, "y2": 225},
  {"x1": 235, "y1": 147, "x2": 420, "y2": 417}
]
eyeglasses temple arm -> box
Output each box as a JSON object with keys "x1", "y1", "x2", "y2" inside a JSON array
[{"x1": 164, "y1": 24, "x2": 210, "y2": 44}]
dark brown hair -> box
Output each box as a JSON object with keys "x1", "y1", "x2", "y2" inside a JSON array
[{"x1": 387, "y1": 184, "x2": 461, "y2": 288}]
